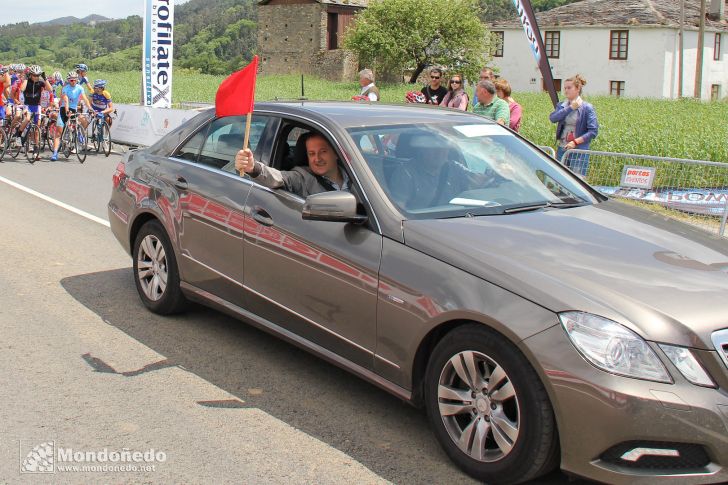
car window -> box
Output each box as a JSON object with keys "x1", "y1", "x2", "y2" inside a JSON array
[
  {"x1": 348, "y1": 123, "x2": 598, "y2": 219},
  {"x1": 174, "y1": 115, "x2": 271, "y2": 173}
]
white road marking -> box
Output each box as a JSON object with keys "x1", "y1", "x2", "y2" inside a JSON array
[{"x1": 0, "y1": 174, "x2": 110, "y2": 227}]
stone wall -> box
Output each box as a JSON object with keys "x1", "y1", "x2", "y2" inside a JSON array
[
  {"x1": 311, "y1": 50, "x2": 359, "y2": 82},
  {"x1": 258, "y1": 4, "x2": 322, "y2": 75}
]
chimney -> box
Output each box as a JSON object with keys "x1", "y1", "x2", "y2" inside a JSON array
[{"x1": 707, "y1": 0, "x2": 725, "y2": 21}]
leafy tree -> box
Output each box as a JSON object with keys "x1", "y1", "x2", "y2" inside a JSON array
[{"x1": 344, "y1": 0, "x2": 492, "y2": 83}]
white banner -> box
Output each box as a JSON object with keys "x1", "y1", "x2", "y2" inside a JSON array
[
  {"x1": 112, "y1": 104, "x2": 201, "y2": 147},
  {"x1": 142, "y1": 0, "x2": 174, "y2": 108}
]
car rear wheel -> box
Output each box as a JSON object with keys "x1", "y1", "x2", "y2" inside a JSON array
[
  {"x1": 132, "y1": 220, "x2": 187, "y2": 315},
  {"x1": 424, "y1": 324, "x2": 559, "y2": 484}
]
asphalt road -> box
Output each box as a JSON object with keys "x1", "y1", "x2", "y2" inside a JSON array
[{"x1": 0, "y1": 149, "x2": 588, "y2": 484}]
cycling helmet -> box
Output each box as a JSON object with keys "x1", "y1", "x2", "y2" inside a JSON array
[
  {"x1": 28, "y1": 65, "x2": 43, "y2": 76},
  {"x1": 405, "y1": 91, "x2": 426, "y2": 103},
  {"x1": 16, "y1": 63, "x2": 26, "y2": 71},
  {"x1": 0, "y1": 65, "x2": 6, "y2": 75},
  {"x1": 52, "y1": 71, "x2": 64, "y2": 84},
  {"x1": 93, "y1": 79, "x2": 107, "y2": 89},
  {"x1": 75, "y1": 63, "x2": 88, "y2": 72},
  {"x1": 67, "y1": 71, "x2": 79, "y2": 81}
]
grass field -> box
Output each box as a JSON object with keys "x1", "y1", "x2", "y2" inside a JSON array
[{"x1": 98, "y1": 70, "x2": 728, "y2": 163}]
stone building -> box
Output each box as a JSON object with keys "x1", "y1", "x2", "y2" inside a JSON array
[{"x1": 257, "y1": 0, "x2": 369, "y2": 81}]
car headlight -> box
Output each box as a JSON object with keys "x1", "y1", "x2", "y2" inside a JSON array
[
  {"x1": 559, "y1": 312, "x2": 671, "y2": 383},
  {"x1": 659, "y1": 344, "x2": 715, "y2": 388}
]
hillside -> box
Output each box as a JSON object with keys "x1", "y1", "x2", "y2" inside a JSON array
[
  {"x1": 37, "y1": 15, "x2": 112, "y2": 27},
  {"x1": 0, "y1": 0, "x2": 256, "y2": 74}
]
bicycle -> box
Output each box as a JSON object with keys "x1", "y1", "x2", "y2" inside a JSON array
[
  {"x1": 21, "y1": 110, "x2": 52, "y2": 163},
  {"x1": 89, "y1": 110, "x2": 115, "y2": 157},
  {"x1": 8, "y1": 105, "x2": 28, "y2": 160},
  {"x1": 59, "y1": 112, "x2": 88, "y2": 163}
]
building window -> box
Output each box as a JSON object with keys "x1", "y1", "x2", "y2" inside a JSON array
[
  {"x1": 610, "y1": 80, "x2": 625, "y2": 96},
  {"x1": 715, "y1": 33, "x2": 722, "y2": 61},
  {"x1": 545, "y1": 31, "x2": 560, "y2": 58},
  {"x1": 610, "y1": 30, "x2": 629, "y2": 60},
  {"x1": 711, "y1": 84, "x2": 721, "y2": 101},
  {"x1": 543, "y1": 78, "x2": 561, "y2": 92},
  {"x1": 492, "y1": 31, "x2": 504, "y2": 57},
  {"x1": 327, "y1": 13, "x2": 339, "y2": 50}
]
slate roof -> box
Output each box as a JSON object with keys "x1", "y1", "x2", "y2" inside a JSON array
[{"x1": 489, "y1": 0, "x2": 728, "y2": 31}]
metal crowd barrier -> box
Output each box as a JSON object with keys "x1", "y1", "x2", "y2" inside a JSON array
[{"x1": 560, "y1": 148, "x2": 728, "y2": 238}]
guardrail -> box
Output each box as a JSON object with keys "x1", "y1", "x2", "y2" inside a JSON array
[{"x1": 560, "y1": 148, "x2": 728, "y2": 238}]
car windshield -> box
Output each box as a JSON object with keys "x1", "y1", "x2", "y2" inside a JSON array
[{"x1": 348, "y1": 123, "x2": 598, "y2": 219}]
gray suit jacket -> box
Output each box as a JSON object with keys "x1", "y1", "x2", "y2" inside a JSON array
[{"x1": 250, "y1": 162, "x2": 334, "y2": 198}]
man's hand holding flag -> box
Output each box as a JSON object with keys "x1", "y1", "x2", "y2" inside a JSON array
[{"x1": 215, "y1": 55, "x2": 259, "y2": 176}]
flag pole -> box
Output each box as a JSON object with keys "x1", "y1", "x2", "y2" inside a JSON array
[{"x1": 240, "y1": 113, "x2": 253, "y2": 176}]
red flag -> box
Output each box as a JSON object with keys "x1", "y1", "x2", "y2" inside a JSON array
[{"x1": 215, "y1": 55, "x2": 258, "y2": 117}]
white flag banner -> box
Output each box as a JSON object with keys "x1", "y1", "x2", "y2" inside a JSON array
[{"x1": 142, "y1": 0, "x2": 174, "y2": 108}]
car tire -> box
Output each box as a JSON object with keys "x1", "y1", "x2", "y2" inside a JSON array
[
  {"x1": 132, "y1": 220, "x2": 187, "y2": 315},
  {"x1": 424, "y1": 324, "x2": 559, "y2": 484}
]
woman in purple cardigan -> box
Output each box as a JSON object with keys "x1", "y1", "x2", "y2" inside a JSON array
[{"x1": 549, "y1": 74, "x2": 599, "y2": 176}]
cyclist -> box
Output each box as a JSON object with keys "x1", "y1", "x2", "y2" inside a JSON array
[
  {"x1": 50, "y1": 71, "x2": 64, "y2": 103},
  {"x1": 18, "y1": 65, "x2": 53, "y2": 144},
  {"x1": 9, "y1": 67, "x2": 28, "y2": 146},
  {"x1": 52, "y1": 71, "x2": 90, "y2": 161},
  {"x1": 90, "y1": 79, "x2": 114, "y2": 127},
  {"x1": 0, "y1": 65, "x2": 10, "y2": 123},
  {"x1": 75, "y1": 63, "x2": 91, "y2": 93}
]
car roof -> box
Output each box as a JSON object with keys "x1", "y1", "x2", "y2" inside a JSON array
[{"x1": 253, "y1": 101, "x2": 497, "y2": 129}]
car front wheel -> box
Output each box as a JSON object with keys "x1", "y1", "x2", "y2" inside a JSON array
[
  {"x1": 132, "y1": 220, "x2": 187, "y2": 315},
  {"x1": 424, "y1": 324, "x2": 559, "y2": 484}
]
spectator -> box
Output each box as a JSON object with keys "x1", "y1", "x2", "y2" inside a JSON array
[
  {"x1": 440, "y1": 73, "x2": 469, "y2": 111},
  {"x1": 494, "y1": 79, "x2": 522, "y2": 132},
  {"x1": 421, "y1": 67, "x2": 448, "y2": 105},
  {"x1": 472, "y1": 67, "x2": 494, "y2": 107},
  {"x1": 549, "y1": 74, "x2": 598, "y2": 176},
  {"x1": 473, "y1": 80, "x2": 510, "y2": 127},
  {"x1": 357, "y1": 69, "x2": 379, "y2": 101}
]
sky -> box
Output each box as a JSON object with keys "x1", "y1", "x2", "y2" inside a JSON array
[{"x1": 1, "y1": 0, "x2": 191, "y2": 26}]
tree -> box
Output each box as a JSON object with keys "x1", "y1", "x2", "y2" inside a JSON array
[{"x1": 344, "y1": 0, "x2": 492, "y2": 83}]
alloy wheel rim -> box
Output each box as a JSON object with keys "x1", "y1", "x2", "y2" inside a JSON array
[
  {"x1": 438, "y1": 350, "x2": 520, "y2": 462},
  {"x1": 137, "y1": 235, "x2": 168, "y2": 301}
]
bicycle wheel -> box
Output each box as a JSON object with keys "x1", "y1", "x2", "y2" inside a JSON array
[
  {"x1": 0, "y1": 128, "x2": 6, "y2": 161},
  {"x1": 10, "y1": 129, "x2": 23, "y2": 159},
  {"x1": 75, "y1": 126, "x2": 87, "y2": 163},
  {"x1": 90, "y1": 120, "x2": 98, "y2": 152},
  {"x1": 61, "y1": 126, "x2": 73, "y2": 159},
  {"x1": 25, "y1": 125, "x2": 40, "y2": 163},
  {"x1": 100, "y1": 122, "x2": 112, "y2": 157},
  {"x1": 45, "y1": 122, "x2": 56, "y2": 152}
]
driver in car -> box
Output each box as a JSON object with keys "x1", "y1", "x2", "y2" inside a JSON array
[
  {"x1": 389, "y1": 134, "x2": 497, "y2": 210},
  {"x1": 235, "y1": 132, "x2": 349, "y2": 197}
]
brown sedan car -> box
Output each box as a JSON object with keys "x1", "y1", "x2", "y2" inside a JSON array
[{"x1": 109, "y1": 102, "x2": 728, "y2": 484}]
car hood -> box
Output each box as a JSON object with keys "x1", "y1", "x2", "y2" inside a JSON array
[{"x1": 403, "y1": 200, "x2": 728, "y2": 349}]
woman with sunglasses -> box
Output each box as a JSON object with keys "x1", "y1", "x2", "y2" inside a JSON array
[{"x1": 440, "y1": 74, "x2": 469, "y2": 111}]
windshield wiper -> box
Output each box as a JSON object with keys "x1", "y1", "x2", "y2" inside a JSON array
[
  {"x1": 503, "y1": 201, "x2": 586, "y2": 214},
  {"x1": 503, "y1": 202, "x2": 550, "y2": 214}
]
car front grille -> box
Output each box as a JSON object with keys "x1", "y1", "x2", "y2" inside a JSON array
[
  {"x1": 600, "y1": 441, "x2": 711, "y2": 471},
  {"x1": 712, "y1": 329, "x2": 728, "y2": 371}
]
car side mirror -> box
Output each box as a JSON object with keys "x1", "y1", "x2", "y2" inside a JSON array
[{"x1": 302, "y1": 191, "x2": 368, "y2": 224}]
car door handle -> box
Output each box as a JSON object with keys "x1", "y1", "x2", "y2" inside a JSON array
[
  {"x1": 174, "y1": 176, "x2": 188, "y2": 190},
  {"x1": 252, "y1": 207, "x2": 274, "y2": 226}
]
